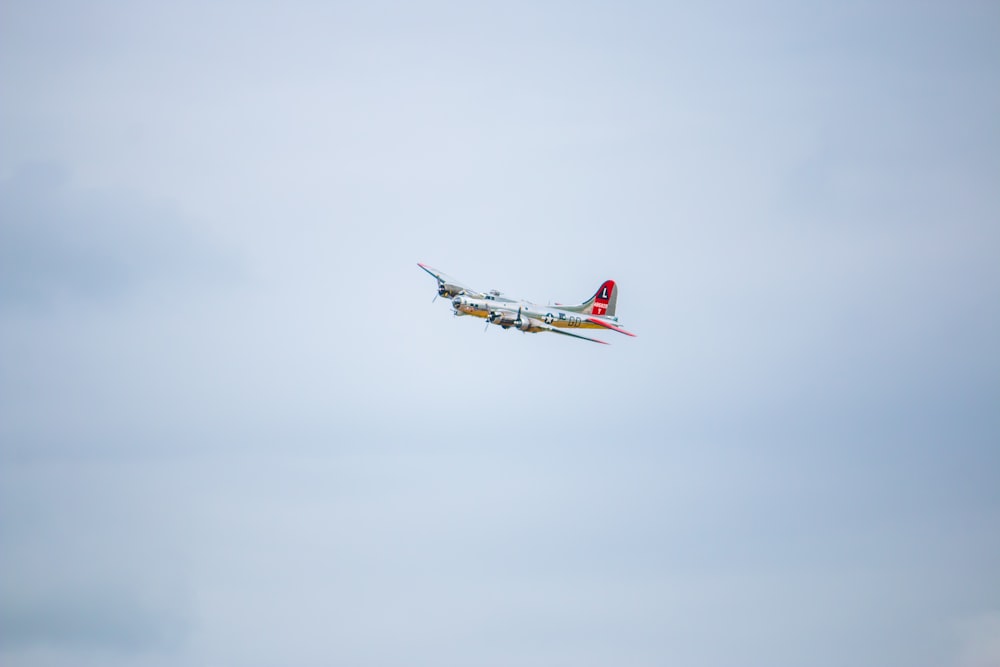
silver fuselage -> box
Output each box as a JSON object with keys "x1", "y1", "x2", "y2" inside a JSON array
[{"x1": 452, "y1": 295, "x2": 618, "y2": 331}]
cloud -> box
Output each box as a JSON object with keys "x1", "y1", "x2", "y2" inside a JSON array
[
  {"x1": 0, "y1": 459, "x2": 193, "y2": 662},
  {"x1": 0, "y1": 590, "x2": 187, "y2": 654},
  {"x1": 953, "y1": 613, "x2": 1000, "y2": 667},
  {"x1": 1, "y1": 2, "x2": 998, "y2": 666},
  {"x1": 0, "y1": 163, "x2": 233, "y2": 308}
]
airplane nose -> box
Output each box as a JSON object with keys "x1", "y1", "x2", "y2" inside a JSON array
[{"x1": 452, "y1": 296, "x2": 462, "y2": 309}]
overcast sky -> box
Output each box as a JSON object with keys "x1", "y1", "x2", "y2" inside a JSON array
[{"x1": 2, "y1": 2, "x2": 999, "y2": 666}]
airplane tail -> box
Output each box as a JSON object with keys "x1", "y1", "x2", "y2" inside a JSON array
[{"x1": 558, "y1": 280, "x2": 618, "y2": 317}]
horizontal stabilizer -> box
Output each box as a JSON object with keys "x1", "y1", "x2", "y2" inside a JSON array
[{"x1": 586, "y1": 317, "x2": 637, "y2": 337}]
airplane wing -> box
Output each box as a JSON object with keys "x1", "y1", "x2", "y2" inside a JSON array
[
  {"x1": 417, "y1": 263, "x2": 485, "y2": 298},
  {"x1": 536, "y1": 321, "x2": 609, "y2": 345},
  {"x1": 586, "y1": 316, "x2": 637, "y2": 337}
]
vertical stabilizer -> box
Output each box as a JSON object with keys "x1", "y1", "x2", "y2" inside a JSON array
[
  {"x1": 558, "y1": 280, "x2": 618, "y2": 317},
  {"x1": 590, "y1": 280, "x2": 617, "y2": 316}
]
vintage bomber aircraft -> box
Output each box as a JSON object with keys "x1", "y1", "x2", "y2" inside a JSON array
[{"x1": 418, "y1": 263, "x2": 637, "y2": 345}]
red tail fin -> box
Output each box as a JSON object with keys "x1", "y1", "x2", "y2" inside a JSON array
[
  {"x1": 590, "y1": 280, "x2": 616, "y2": 316},
  {"x1": 555, "y1": 280, "x2": 619, "y2": 317}
]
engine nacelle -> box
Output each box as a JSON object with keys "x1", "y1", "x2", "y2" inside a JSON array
[
  {"x1": 438, "y1": 283, "x2": 465, "y2": 298},
  {"x1": 489, "y1": 309, "x2": 530, "y2": 330}
]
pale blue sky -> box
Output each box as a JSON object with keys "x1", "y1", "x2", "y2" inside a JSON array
[{"x1": 2, "y1": 2, "x2": 999, "y2": 666}]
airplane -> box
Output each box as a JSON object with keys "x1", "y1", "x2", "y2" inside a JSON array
[{"x1": 418, "y1": 263, "x2": 637, "y2": 345}]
